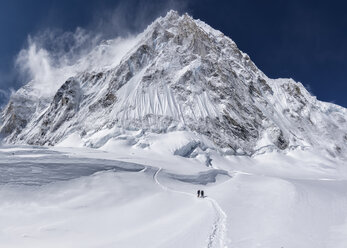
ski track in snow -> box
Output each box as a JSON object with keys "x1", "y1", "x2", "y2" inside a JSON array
[{"x1": 153, "y1": 167, "x2": 228, "y2": 248}]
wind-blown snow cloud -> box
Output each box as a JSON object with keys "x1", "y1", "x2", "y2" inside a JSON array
[
  {"x1": 15, "y1": 28, "x2": 138, "y2": 98},
  {"x1": 12, "y1": 0, "x2": 189, "y2": 99},
  {"x1": 0, "y1": 88, "x2": 9, "y2": 103}
]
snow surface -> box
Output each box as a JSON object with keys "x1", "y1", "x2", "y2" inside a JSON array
[
  {"x1": 1, "y1": 137, "x2": 347, "y2": 248},
  {"x1": 1, "y1": 10, "x2": 347, "y2": 248}
]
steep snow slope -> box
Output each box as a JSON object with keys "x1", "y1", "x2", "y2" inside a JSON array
[
  {"x1": 0, "y1": 81, "x2": 50, "y2": 141},
  {"x1": 1, "y1": 10, "x2": 347, "y2": 159}
]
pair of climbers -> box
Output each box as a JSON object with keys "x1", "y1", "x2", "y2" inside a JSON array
[{"x1": 197, "y1": 190, "x2": 205, "y2": 198}]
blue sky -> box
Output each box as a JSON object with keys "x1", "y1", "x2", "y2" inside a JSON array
[{"x1": 0, "y1": 0, "x2": 346, "y2": 107}]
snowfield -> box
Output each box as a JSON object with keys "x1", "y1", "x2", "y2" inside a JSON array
[
  {"x1": 1, "y1": 138, "x2": 347, "y2": 248},
  {"x1": 1, "y1": 10, "x2": 347, "y2": 248}
]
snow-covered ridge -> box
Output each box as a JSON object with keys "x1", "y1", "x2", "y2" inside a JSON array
[{"x1": 1, "y1": 10, "x2": 347, "y2": 158}]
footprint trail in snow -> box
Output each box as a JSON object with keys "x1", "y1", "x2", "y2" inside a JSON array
[{"x1": 153, "y1": 168, "x2": 228, "y2": 248}]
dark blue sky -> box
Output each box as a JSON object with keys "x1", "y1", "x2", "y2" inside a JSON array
[{"x1": 0, "y1": 0, "x2": 346, "y2": 107}]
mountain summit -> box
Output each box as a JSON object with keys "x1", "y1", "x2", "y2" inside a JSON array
[{"x1": 1, "y1": 10, "x2": 347, "y2": 157}]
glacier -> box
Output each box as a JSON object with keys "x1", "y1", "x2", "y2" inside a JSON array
[{"x1": 0, "y1": 10, "x2": 347, "y2": 248}]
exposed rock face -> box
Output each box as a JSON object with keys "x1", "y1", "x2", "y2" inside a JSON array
[
  {"x1": 0, "y1": 82, "x2": 49, "y2": 142},
  {"x1": 1, "y1": 10, "x2": 347, "y2": 157},
  {"x1": 28, "y1": 78, "x2": 82, "y2": 145}
]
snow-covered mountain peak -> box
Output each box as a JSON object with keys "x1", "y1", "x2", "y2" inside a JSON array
[{"x1": 1, "y1": 11, "x2": 347, "y2": 160}]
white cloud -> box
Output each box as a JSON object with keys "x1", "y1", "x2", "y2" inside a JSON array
[
  {"x1": 0, "y1": 88, "x2": 9, "y2": 102},
  {"x1": 15, "y1": 27, "x2": 138, "y2": 98}
]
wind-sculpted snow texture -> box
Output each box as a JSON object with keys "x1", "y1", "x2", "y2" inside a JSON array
[{"x1": 1, "y1": 11, "x2": 347, "y2": 157}]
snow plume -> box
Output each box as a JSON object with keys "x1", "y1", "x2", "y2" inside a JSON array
[
  {"x1": 92, "y1": 0, "x2": 189, "y2": 38},
  {"x1": 0, "y1": 89, "x2": 9, "y2": 104},
  {"x1": 15, "y1": 27, "x2": 138, "y2": 98},
  {"x1": 13, "y1": 0, "x2": 189, "y2": 99}
]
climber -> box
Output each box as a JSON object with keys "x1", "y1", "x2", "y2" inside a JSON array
[{"x1": 197, "y1": 190, "x2": 201, "y2": 197}]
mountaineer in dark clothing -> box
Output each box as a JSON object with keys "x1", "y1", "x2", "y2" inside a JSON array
[{"x1": 197, "y1": 190, "x2": 201, "y2": 197}]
